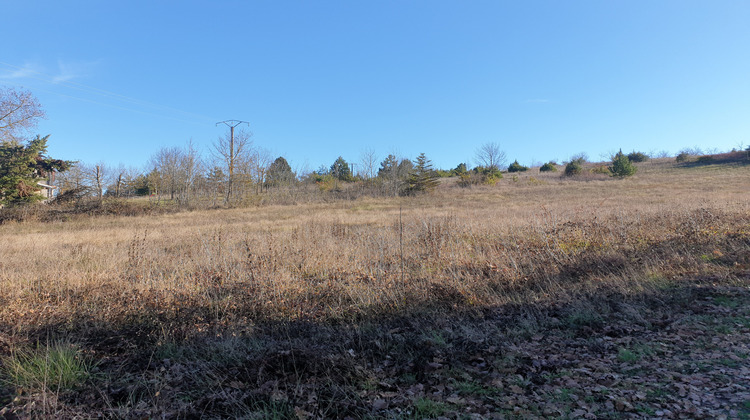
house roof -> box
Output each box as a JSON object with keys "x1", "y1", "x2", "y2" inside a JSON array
[{"x1": 36, "y1": 182, "x2": 58, "y2": 189}]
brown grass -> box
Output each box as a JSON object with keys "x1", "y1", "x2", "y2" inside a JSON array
[
  {"x1": 2, "y1": 158, "x2": 749, "y2": 325},
  {"x1": 1, "y1": 157, "x2": 749, "y2": 417}
]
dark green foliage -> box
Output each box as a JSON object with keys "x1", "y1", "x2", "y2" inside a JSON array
[
  {"x1": 330, "y1": 156, "x2": 353, "y2": 181},
  {"x1": 507, "y1": 160, "x2": 529, "y2": 173},
  {"x1": 696, "y1": 155, "x2": 714, "y2": 164},
  {"x1": 397, "y1": 159, "x2": 413, "y2": 179},
  {"x1": 457, "y1": 166, "x2": 502, "y2": 187},
  {"x1": 377, "y1": 154, "x2": 398, "y2": 178},
  {"x1": 627, "y1": 151, "x2": 649, "y2": 162},
  {"x1": 675, "y1": 152, "x2": 690, "y2": 163},
  {"x1": 434, "y1": 168, "x2": 454, "y2": 178},
  {"x1": 266, "y1": 156, "x2": 295, "y2": 187},
  {"x1": 539, "y1": 162, "x2": 557, "y2": 172},
  {"x1": 404, "y1": 153, "x2": 439, "y2": 195},
  {"x1": 131, "y1": 173, "x2": 151, "y2": 196},
  {"x1": 564, "y1": 159, "x2": 584, "y2": 176},
  {"x1": 609, "y1": 149, "x2": 636, "y2": 177},
  {"x1": 436, "y1": 163, "x2": 468, "y2": 178},
  {"x1": 0, "y1": 135, "x2": 73, "y2": 205},
  {"x1": 591, "y1": 165, "x2": 611, "y2": 175}
]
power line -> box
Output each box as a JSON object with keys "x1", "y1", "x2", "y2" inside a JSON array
[
  {"x1": 0, "y1": 61, "x2": 220, "y2": 124},
  {"x1": 216, "y1": 120, "x2": 249, "y2": 203}
]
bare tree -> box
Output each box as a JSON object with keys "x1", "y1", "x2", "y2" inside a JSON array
[
  {"x1": 359, "y1": 148, "x2": 378, "y2": 180},
  {"x1": 91, "y1": 162, "x2": 108, "y2": 201},
  {"x1": 0, "y1": 87, "x2": 46, "y2": 142},
  {"x1": 110, "y1": 164, "x2": 128, "y2": 198},
  {"x1": 475, "y1": 142, "x2": 507, "y2": 171},
  {"x1": 149, "y1": 146, "x2": 183, "y2": 200},
  {"x1": 178, "y1": 140, "x2": 202, "y2": 205},
  {"x1": 121, "y1": 166, "x2": 143, "y2": 198},
  {"x1": 56, "y1": 163, "x2": 91, "y2": 198},
  {"x1": 213, "y1": 129, "x2": 253, "y2": 203},
  {"x1": 249, "y1": 147, "x2": 272, "y2": 194}
]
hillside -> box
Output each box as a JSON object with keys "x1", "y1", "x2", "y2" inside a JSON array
[{"x1": 1, "y1": 156, "x2": 749, "y2": 418}]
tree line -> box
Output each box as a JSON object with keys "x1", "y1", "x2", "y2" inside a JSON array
[{"x1": 2, "y1": 86, "x2": 677, "y2": 208}]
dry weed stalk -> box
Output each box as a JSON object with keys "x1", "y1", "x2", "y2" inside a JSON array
[{"x1": 0, "y1": 160, "x2": 748, "y2": 338}]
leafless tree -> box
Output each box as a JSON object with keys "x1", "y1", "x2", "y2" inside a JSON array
[
  {"x1": 249, "y1": 147, "x2": 273, "y2": 194},
  {"x1": 109, "y1": 164, "x2": 128, "y2": 198},
  {"x1": 149, "y1": 146, "x2": 182, "y2": 201},
  {"x1": 120, "y1": 166, "x2": 143, "y2": 198},
  {"x1": 213, "y1": 129, "x2": 253, "y2": 203},
  {"x1": 0, "y1": 86, "x2": 46, "y2": 142},
  {"x1": 56, "y1": 163, "x2": 91, "y2": 197},
  {"x1": 178, "y1": 140, "x2": 202, "y2": 205},
  {"x1": 359, "y1": 148, "x2": 378, "y2": 180},
  {"x1": 91, "y1": 162, "x2": 108, "y2": 201},
  {"x1": 475, "y1": 142, "x2": 507, "y2": 171}
]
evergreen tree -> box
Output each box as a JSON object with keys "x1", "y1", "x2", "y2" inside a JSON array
[
  {"x1": 266, "y1": 156, "x2": 295, "y2": 186},
  {"x1": 330, "y1": 156, "x2": 353, "y2": 181},
  {"x1": 377, "y1": 154, "x2": 398, "y2": 178},
  {"x1": 507, "y1": 160, "x2": 529, "y2": 172},
  {"x1": 0, "y1": 135, "x2": 72, "y2": 205},
  {"x1": 397, "y1": 159, "x2": 413, "y2": 180},
  {"x1": 452, "y1": 162, "x2": 468, "y2": 176},
  {"x1": 404, "y1": 153, "x2": 439, "y2": 194},
  {"x1": 609, "y1": 149, "x2": 637, "y2": 177}
]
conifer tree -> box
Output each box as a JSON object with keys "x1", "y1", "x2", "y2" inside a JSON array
[
  {"x1": 405, "y1": 153, "x2": 439, "y2": 194},
  {"x1": 609, "y1": 149, "x2": 637, "y2": 177},
  {"x1": 0, "y1": 135, "x2": 73, "y2": 205}
]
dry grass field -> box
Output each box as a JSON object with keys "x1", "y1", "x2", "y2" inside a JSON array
[{"x1": 1, "y1": 155, "x2": 750, "y2": 418}]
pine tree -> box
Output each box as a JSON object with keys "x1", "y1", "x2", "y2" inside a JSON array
[
  {"x1": 405, "y1": 153, "x2": 439, "y2": 194},
  {"x1": 609, "y1": 149, "x2": 637, "y2": 177},
  {"x1": 0, "y1": 135, "x2": 72, "y2": 205},
  {"x1": 266, "y1": 156, "x2": 295, "y2": 186},
  {"x1": 330, "y1": 156, "x2": 353, "y2": 181}
]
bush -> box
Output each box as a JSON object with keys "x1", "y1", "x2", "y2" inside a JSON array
[
  {"x1": 591, "y1": 165, "x2": 611, "y2": 175},
  {"x1": 507, "y1": 160, "x2": 529, "y2": 173},
  {"x1": 539, "y1": 162, "x2": 557, "y2": 172},
  {"x1": 696, "y1": 155, "x2": 714, "y2": 164},
  {"x1": 627, "y1": 151, "x2": 649, "y2": 162},
  {"x1": 457, "y1": 167, "x2": 501, "y2": 187},
  {"x1": 569, "y1": 152, "x2": 588, "y2": 163},
  {"x1": 675, "y1": 152, "x2": 691, "y2": 163},
  {"x1": 609, "y1": 150, "x2": 637, "y2": 177},
  {"x1": 564, "y1": 159, "x2": 584, "y2": 176}
]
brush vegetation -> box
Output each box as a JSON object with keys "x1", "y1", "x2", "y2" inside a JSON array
[{"x1": 1, "y1": 155, "x2": 749, "y2": 418}]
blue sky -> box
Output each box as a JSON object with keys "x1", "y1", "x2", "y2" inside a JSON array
[{"x1": 2, "y1": 1, "x2": 749, "y2": 172}]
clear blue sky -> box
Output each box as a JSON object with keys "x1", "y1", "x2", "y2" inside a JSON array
[{"x1": 2, "y1": 1, "x2": 749, "y2": 172}]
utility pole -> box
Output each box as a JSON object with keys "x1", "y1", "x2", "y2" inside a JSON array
[{"x1": 216, "y1": 120, "x2": 249, "y2": 203}]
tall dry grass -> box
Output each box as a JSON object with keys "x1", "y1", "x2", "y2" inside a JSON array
[{"x1": 1, "y1": 159, "x2": 749, "y2": 343}]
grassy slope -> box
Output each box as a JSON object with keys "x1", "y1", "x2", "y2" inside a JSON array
[{"x1": 1, "y1": 156, "x2": 749, "y2": 418}]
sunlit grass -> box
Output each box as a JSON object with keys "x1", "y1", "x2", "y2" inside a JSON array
[{"x1": 1, "y1": 341, "x2": 91, "y2": 393}]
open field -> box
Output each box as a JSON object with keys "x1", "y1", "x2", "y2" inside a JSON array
[{"x1": 2, "y1": 156, "x2": 750, "y2": 418}]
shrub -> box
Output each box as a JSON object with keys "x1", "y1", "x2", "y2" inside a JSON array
[
  {"x1": 507, "y1": 160, "x2": 529, "y2": 173},
  {"x1": 569, "y1": 152, "x2": 588, "y2": 163},
  {"x1": 539, "y1": 162, "x2": 557, "y2": 172},
  {"x1": 457, "y1": 167, "x2": 501, "y2": 187},
  {"x1": 609, "y1": 150, "x2": 636, "y2": 177},
  {"x1": 591, "y1": 165, "x2": 611, "y2": 175},
  {"x1": 675, "y1": 152, "x2": 691, "y2": 163},
  {"x1": 564, "y1": 160, "x2": 584, "y2": 176},
  {"x1": 626, "y1": 151, "x2": 649, "y2": 162},
  {"x1": 696, "y1": 155, "x2": 714, "y2": 164}
]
